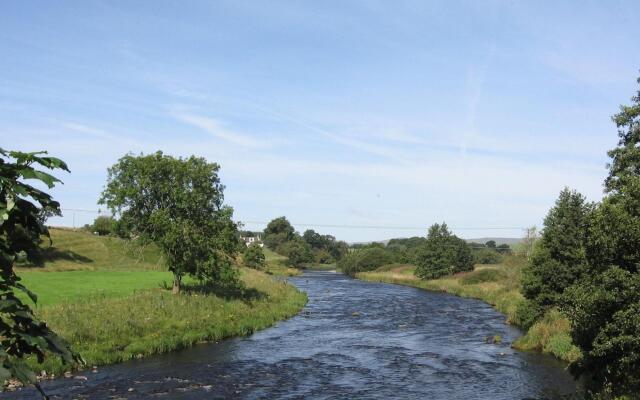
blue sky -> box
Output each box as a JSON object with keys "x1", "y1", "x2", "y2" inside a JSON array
[{"x1": 2, "y1": 1, "x2": 639, "y2": 242}]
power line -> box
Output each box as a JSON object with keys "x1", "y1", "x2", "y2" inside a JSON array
[
  {"x1": 58, "y1": 209, "x2": 529, "y2": 231},
  {"x1": 61, "y1": 208, "x2": 106, "y2": 213},
  {"x1": 240, "y1": 220, "x2": 526, "y2": 231}
]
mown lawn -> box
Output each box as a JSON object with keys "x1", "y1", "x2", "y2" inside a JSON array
[{"x1": 19, "y1": 270, "x2": 174, "y2": 307}]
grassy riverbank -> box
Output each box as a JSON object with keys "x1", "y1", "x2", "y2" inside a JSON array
[
  {"x1": 263, "y1": 248, "x2": 302, "y2": 276},
  {"x1": 17, "y1": 229, "x2": 307, "y2": 375},
  {"x1": 357, "y1": 257, "x2": 580, "y2": 362},
  {"x1": 33, "y1": 267, "x2": 306, "y2": 374}
]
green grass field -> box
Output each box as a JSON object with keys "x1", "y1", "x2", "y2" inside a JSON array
[
  {"x1": 33, "y1": 267, "x2": 307, "y2": 373},
  {"x1": 357, "y1": 257, "x2": 580, "y2": 363},
  {"x1": 17, "y1": 228, "x2": 307, "y2": 374},
  {"x1": 19, "y1": 270, "x2": 174, "y2": 306}
]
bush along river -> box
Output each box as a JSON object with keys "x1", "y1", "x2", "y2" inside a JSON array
[{"x1": 9, "y1": 271, "x2": 579, "y2": 399}]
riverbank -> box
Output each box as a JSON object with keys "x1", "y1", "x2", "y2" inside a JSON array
[
  {"x1": 7, "y1": 270, "x2": 578, "y2": 399},
  {"x1": 356, "y1": 258, "x2": 580, "y2": 363},
  {"x1": 263, "y1": 248, "x2": 302, "y2": 276},
  {"x1": 32, "y1": 267, "x2": 307, "y2": 374},
  {"x1": 16, "y1": 229, "x2": 308, "y2": 375}
]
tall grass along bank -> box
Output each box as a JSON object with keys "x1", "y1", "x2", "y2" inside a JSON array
[
  {"x1": 32, "y1": 268, "x2": 307, "y2": 374},
  {"x1": 13, "y1": 229, "x2": 307, "y2": 375},
  {"x1": 356, "y1": 257, "x2": 580, "y2": 363}
]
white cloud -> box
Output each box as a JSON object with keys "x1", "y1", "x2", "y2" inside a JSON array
[
  {"x1": 173, "y1": 112, "x2": 266, "y2": 148},
  {"x1": 61, "y1": 122, "x2": 120, "y2": 141}
]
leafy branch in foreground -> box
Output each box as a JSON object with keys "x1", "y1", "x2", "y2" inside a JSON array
[{"x1": 0, "y1": 149, "x2": 83, "y2": 396}]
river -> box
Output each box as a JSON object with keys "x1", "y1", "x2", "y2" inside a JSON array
[{"x1": 8, "y1": 271, "x2": 578, "y2": 399}]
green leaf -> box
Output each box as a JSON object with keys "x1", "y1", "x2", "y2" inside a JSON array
[
  {"x1": 6, "y1": 195, "x2": 15, "y2": 212},
  {"x1": 15, "y1": 282, "x2": 38, "y2": 304},
  {"x1": 19, "y1": 169, "x2": 61, "y2": 188},
  {"x1": 9, "y1": 360, "x2": 37, "y2": 385}
]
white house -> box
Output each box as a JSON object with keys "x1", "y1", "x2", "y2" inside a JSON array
[{"x1": 240, "y1": 233, "x2": 264, "y2": 247}]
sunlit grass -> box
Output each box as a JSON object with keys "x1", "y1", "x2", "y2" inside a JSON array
[
  {"x1": 32, "y1": 268, "x2": 307, "y2": 374},
  {"x1": 515, "y1": 309, "x2": 581, "y2": 362},
  {"x1": 262, "y1": 248, "x2": 301, "y2": 276},
  {"x1": 18, "y1": 270, "x2": 173, "y2": 306},
  {"x1": 17, "y1": 228, "x2": 165, "y2": 272},
  {"x1": 16, "y1": 229, "x2": 307, "y2": 374}
]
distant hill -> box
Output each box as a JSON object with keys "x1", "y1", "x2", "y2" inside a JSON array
[
  {"x1": 349, "y1": 240, "x2": 389, "y2": 246},
  {"x1": 465, "y1": 237, "x2": 522, "y2": 246}
]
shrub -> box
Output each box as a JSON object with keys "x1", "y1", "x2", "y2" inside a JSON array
[
  {"x1": 277, "y1": 239, "x2": 313, "y2": 268},
  {"x1": 473, "y1": 248, "x2": 502, "y2": 264},
  {"x1": 512, "y1": 299, "x2": 545, "y2": 330},
  {"x1": 313, "y1": 249, "x2": 333, "y2": 264},
  {"x1": 243, "y1": 243, "x2": 266, "y2": 270},
  {"x1": 338, "y1": 247, "x2": 394, "y2": 277},
  {"x1": 92, "y1": 215, "x2": 116, "y2": 236}
]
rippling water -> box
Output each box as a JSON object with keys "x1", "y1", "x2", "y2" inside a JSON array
[{"x1": 8, "y1": 271, "x2": 578, "y2": 399}]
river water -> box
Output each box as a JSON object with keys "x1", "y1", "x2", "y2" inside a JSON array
[{"x1": 8, "y1": 271, "x2": 578, "y2": 399}]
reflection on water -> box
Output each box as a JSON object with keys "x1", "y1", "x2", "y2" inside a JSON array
[{"x1": 8, "y1": 271, "x2": 578, "y2": 399}]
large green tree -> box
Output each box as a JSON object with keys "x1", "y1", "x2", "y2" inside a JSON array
[
  {"x1": 302, "y1": 229, "x2": 349, "y2": 263},
  {"x1": 560, "y1": 76, "x2": 640, "y2": 395},
  {"x1": 278, "y1": 238, "x2": 314, "y2": 268},
  {"x1": 0, "y1": 149, "x2": 82, "y2": 395},
  {"x1": 263, "y1": 217, "x2": 295, "y2": 250},
  {"x1": 521, "y1": 188, "x2": 592, "y2": 323},
  {"x1": 414, "y1": 223, "x2": 473, "y2": 279},
  {"x1": 386, "y1": 236, "x2": 427, "y2": 264},
  {"x1": 562, "y1": 267, "x2": 640, "y2": 395},
  {"x1": 99, "y1": 152, "x2": 239, "y2": 293}
]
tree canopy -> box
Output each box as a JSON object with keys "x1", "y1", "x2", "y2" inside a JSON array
[
  {"x1": 91, "y1": 215, "x2": 115, "y2": 236},
  {"x1": 263, "y1": 217, "x2": 295, "y2": 250},
  {"x1": 559, "y1": 76, "x2": 640, "y2": 395},
  {"x1": 520, "y1": 188, "x2": 592, "y2": 325},
  {"x1": 99, "y1": 151, "x2": 240, "y2": 292},
  {"x1": 414, "y1": 223, "x2": 473, "y2": 279},
  {"x1": 243, "y1": 243, "x2": 266, "y2": 270},
  {"x1": 301, "y1": 229, "x2": 348, "y2": 264},
  {"x1": 279, "y1": 239, "x2": 314, "y2": 267}
]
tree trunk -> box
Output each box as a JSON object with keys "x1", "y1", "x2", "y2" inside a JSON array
[{"x1": 172, "y1": 277, "x2": 181, "y2": 294}]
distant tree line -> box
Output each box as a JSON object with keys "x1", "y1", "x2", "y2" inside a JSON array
[
  {"x1": 262, "y1": 216, "x2": 349, "y2": 268},
  {"x1": 339, "y1": 223, "x2": 509, "y2": 277}
]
